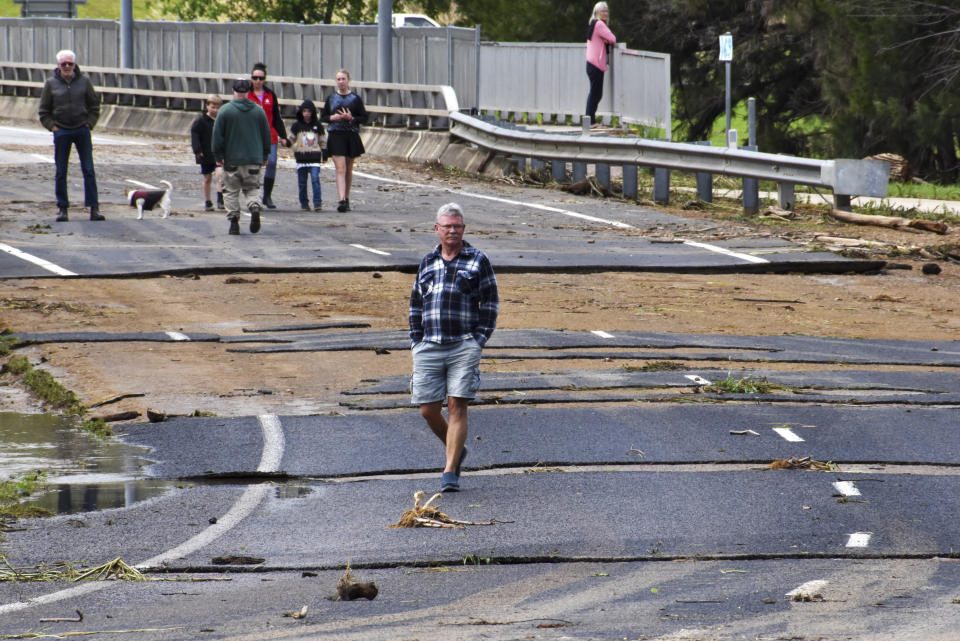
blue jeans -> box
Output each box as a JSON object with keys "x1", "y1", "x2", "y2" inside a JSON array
[
  {"x1": 264, "y1": 143, "x2": 278, "y2": 179},
  {"x1": 297, "y1": 167, "x2": 322, "y2": 206},
  {"x1": 53, "y1": 126, "x2": 99, "y2": 209}
]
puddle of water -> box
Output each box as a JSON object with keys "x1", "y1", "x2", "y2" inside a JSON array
[{"x1": 0, "y1": 412, "x2": 171, "y2": 514}]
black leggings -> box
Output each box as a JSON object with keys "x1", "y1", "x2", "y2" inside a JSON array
[{"x1": 585, "y1": 61, "x2": 605, "y2": 124}]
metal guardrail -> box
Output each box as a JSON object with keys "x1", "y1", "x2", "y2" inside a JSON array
[
  {"x1": 449, "y1": 112, "x2": 889, "y2": 200},
  {"x1": 0, "y1": 61, "x2": 459, "y2": 130}
]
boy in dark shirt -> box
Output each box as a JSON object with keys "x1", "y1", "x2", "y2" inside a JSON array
[{"x1": 190, "y1": 95, "x2": 224, "y2": 211}]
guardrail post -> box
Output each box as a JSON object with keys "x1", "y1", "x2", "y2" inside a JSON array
[
  {"x1": 551, "y1": 160, "x2": 567, "y2": 183},
  {"x1": 695, "y1": 141, "x2": 713, "y2": 202},
  {"x1": 530, "y1": 158, "x2": 545, "y2": 172},
  {"x1": 622, "y1": 164, "x2": 638, "y2": 200},
  {"x1": 573, "y1": 115, "x2": 589, "y2": 181},
  {"x1": 835, "y1": 194, "x2": 852, "y2": 211},
  {"x1": 777, "y1": 183, "x2": 795, "y2": 210},
  {"x1": 596, "y1": 162, "x2": 611, "y2": 190},
  {"x1": 653, "y1": 167, "x2": 670, "y2": 204},
  {"x1": 742, "y1": 144, "x2": 759, "y2": 215}
]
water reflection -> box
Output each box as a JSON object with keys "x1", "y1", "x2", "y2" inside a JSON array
[{"x1": 0, "y1": 412, "x2": 167, "y2": 514}]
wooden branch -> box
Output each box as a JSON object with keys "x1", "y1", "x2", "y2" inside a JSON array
[{"x1": 828, "y1": 209, "x2": 947, "y2": 234}]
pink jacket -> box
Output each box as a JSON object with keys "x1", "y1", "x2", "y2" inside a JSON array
[{"x1": 586, "y1": 19, "x2": 616, "y2": 71}]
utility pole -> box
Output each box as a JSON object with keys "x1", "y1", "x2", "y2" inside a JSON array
[{"x1": 377, "y1": 0, "x2": 392, "y2": 82}]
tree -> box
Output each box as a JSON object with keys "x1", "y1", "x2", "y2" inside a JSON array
[
  {"x1": 454, "y1": 0, "x2": 585, "y2": 41},
  {"x1": 159, "y1": 0, "x2": 452, "y2": 25}
]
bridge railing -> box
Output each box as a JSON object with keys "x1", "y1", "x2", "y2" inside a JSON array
[{"x1": 0, "y1": 61, "x2": 459, "y2": 130}]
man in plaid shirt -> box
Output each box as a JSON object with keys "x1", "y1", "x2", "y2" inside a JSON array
[{"x1": 409, "y1": 203, "x2": 499, "y2": 492}]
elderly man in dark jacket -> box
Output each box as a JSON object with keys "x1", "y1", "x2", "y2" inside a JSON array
[{"x1": 38, "y1": 49, "x2": 103, "y2": 222}]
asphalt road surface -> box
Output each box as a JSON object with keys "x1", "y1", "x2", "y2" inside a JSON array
[{"x1": 1, "y1": 127, "x2": 958, "y2": 640}]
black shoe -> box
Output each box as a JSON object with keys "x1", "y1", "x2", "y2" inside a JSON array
[
  {"x1": 204, "y1": 200, "x2": 215, "y2": 211},
  {"x1": 216, "y1": 194, "x2": 225, "y2": 210},
  {"x1": 345, "y1": 199, "x2": 351, "y2": 212},
  {"x1": 300, "y1": 203, "x2": 310, "y2": 211},
  {"x1": 89, "y1": 207, "x2": 105, "y2": 221},
  {"x1": 314, "y1": 203, "x2": 322, "y2": 212},
  {"x1": 56, "y1": 207, "x2": 68, "y2": 222},
  {"x1": 249, "y1": 203, "x2": 262, "y2": 233},
  {"x1": 263, "y1": 195, "x2": 277, "y2": 209},
  {"x1": 337, "y1": 200, "x2": 347, "y2": 212},
  {"x1": 228, "y1": 219, "x2": 240, "y2": 235}
]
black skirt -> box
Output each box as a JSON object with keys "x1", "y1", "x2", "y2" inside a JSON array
[{"x1": 326, "y1": 130, "x2": 365, "y2": 158}]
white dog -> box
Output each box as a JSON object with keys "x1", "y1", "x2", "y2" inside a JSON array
[{"x1": 126, "y1": 180, "x2": 173, "y2": 219}]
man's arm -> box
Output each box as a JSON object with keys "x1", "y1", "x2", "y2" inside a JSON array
[
  {"x1": 38, "y1": 80, "x2": 54, "y2": 131},
  {"x1": 211, "y1": 114, "x2": 225, "y2": 163},
  {"x1": 474, "y1": 255, "x2": 499, "y2": 346},
  {"x1": 85, "y1": 79, "x2": 101, "y2": 129},
  {"x1": 408, "y1": 263, "x2": 426, "y2": 346}
]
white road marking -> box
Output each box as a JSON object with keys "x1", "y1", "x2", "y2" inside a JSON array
[
  {"x1": 682, "y1": 240, "x2": 770, "y2": 264},
  {"x1": 125, "y1": 178, "x2": 160, "y2": 190},
  {"x1": 165, "y1": 331, "x2": 191, "y2": 341},
  {"x1": 786, "y1": 579, "x2": 828, "y2": 598},
  {"x1": 846, "y1": 532, "x2": 872, "y2": 548},
  {"x1": 833, "y1": 481, "x2": 861, "y2": 497},
  {"x1": 350, "y1": 243, "x2": 391, "y2": 256},
  {"x1": 0, "y1": 243, "x2": 77, "y2": 276},
  {"x1": 352, "y1": 170, "x2": 635, "y2": 229},
  {"x1": 30, "y1": 153, "x2": 53, "y2": 163},
  {"x1": 0, "y1": 414, "x2": 285, "y2": 614},
  {"x1": 591, "y1": 330, "x2": 615, "y2": 339},
  {"x1": 685, "y1": 374, "x2": 712, "y2": 385},
  {"x1": 773, "y1": 426, "x2": 805, "y2": 442}
]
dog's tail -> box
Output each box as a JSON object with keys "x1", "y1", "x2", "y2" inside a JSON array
[{"x1": 160, "y1": 180, "x2": 173, "y2": 190}]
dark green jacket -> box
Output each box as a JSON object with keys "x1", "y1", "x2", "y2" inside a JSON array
[
  {"x1": 38, "y1": 66, "x2": 100, "y2": 131},
  {"x1": 212, "y1": 97, "x2": 271, "y2": 166}
]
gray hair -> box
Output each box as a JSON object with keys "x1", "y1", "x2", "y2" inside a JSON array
[
  {"x1": 56, "y1": 49, "x2": 76, "y2": 64},
  {"x1": 436, "y1": 202, "x2": 465, "y2": 223},
  {"x1": 591, "y1": 2, "x2": 608, "y2": 21}
]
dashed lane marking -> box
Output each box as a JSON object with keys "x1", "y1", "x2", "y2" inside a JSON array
[
  {"x1": 349, "y1": 243, "x2": 391, "y2": 256},
  {"x1": 591, "y1": 330, "x2": 615, "y2": 339},
  {"x1": 165, "y1": 331, "x2": 191, "y2": 341},
  {"x1": 0, "y1": 414, "x2": 285, "y2": 615},
  {"x1": 352, "y1": 170, "x2": 635, "y2": 229},
  {"x1": 682, "y1": 240, "x2": 770, "y2": 264},
  {"x1": 0, "y1": 243, "x2": 77, "y2": 276},
  {"x1": 773, "y1": 426, "x2": 805, "y2": 442},
  {"x1": 846, "y1": 532, "x2": 872, "y2": 548}
]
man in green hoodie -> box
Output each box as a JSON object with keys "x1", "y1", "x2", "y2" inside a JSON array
[{"x1": 212, "y1": 78, "x2": 271, "y2": 235}]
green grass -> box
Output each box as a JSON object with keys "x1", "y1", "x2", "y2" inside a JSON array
[
  {"x1": 704, "y1": 375, "x2": 785, "y2": 394},
  {"x1": 0, "y1": 470, "x2": 52, "y2": 521}
]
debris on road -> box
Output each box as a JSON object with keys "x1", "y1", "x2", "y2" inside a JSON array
[
  {"x1": 333, "y1": 561, "x2": 378, "y2": 601},
  {"x1": 210, "y1": 555, "x2": 265, "y2": 565},
  {"x1": 763, "y1": 456, "x2": 837, "y2": 471},
  {"x1": 282, "y1": 605, "x2": 308, "y2": 619},
  {"x1": 388, "y1": 491, "x2": 499, "y2": 529}
]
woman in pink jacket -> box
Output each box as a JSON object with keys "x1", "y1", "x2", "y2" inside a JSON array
[{"x1": 585, "y1": 1, "x2": 616, "y2": 126}]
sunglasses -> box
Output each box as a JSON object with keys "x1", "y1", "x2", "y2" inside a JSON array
[
  {"x1": 251, "y1": 75, "x2": 265, "y2": 80},
  {"x1": 59, "y1": 61, "x2": 75, "y2": 67}
]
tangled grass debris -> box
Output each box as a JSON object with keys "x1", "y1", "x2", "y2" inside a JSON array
[
  {"x1": 0, "y1": 556, "x2": 144, "y2": 583},
  {"x1": 388, "y1": 491, "x2": 501, "y2": 529}
]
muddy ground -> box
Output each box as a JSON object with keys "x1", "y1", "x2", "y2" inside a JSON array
[{"x1": 1, "y1": 154, "x2": 959, "y2": 420}]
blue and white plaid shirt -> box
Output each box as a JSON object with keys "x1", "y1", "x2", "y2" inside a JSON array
[{"x1": 409, "y1": 241, "x2": 499, "y2": 347}]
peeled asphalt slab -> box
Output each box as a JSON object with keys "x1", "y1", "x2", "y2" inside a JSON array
[
  {"x1": 121, "y1": 404, "x2": 960, "y2": 479},
  {"x1": 4, "y1": 559, "x2": 958, "y2": 641},
  {"x1": 4, "y1": 470, "x2": 960, "y2": 573},
  {"x1": 0, "y1": 161, "x2": 884, "y2": 278}
]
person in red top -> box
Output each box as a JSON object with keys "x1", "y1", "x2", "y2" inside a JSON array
[{"x1": 247, "y1": 62, "x2": 289, "y2": 209}]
